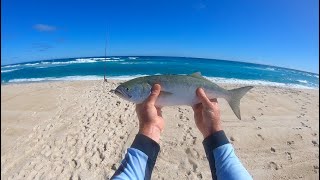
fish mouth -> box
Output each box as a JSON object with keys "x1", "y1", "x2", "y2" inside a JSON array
[{"x1": 113, "y1": 88, "x2": 131, "y2": 99}]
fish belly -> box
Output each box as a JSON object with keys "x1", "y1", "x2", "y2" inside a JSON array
[{"x1": 154, "y1": 83, "x2": 225, "y2": 106}]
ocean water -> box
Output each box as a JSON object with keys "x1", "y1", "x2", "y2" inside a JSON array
[{"x1": 1, "y1": 56, "x2": 319, "y2": 89}]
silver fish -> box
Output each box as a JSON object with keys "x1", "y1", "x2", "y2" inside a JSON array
[{"x1": 113, "y1": 72, "x2": 253, "y2": 120}]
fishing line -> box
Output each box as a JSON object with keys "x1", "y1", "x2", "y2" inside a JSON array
[
  {"x1": 103, "y1": 26, "x2": 108, "y2": 93},
  {"x1": 104, "y1": 26, "x2": 108, "y2": 83}
]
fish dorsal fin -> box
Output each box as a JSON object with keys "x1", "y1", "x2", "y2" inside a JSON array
[
  {"x1": 189, "y1": 72, "x2": 207, "y2": 80},
  {"x1": 189, "y1": 72, "x2": 202, "y2": 78},
  {"x1": 189, "y1": 72, "x2": 212, "y2": 82}
]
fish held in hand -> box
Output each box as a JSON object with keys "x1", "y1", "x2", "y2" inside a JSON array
[{"x1": 112, "y1": 72, "x2": 253, "y2": 120}]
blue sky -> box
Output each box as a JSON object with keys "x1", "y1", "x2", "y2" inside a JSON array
[{"x1": 1, "y1": 0, "x2": 319, "y2": 73}]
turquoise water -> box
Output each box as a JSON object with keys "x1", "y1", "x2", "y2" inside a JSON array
[{"x1": 1, "y1": 56, "x2": 319, "y2": 89}]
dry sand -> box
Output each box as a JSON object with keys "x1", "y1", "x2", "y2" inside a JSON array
[{"x1": 1, "y1": 80, "x2": 319, "y2": 179}]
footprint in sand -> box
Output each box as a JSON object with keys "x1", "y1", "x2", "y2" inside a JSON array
[
  {"x1": 270, "y1": 147, "x2": 276, "y2": 152},
  {"x1": 294, "y1": 134, "x2": 303, "y2": 140},
  {"x1": 197, "y1": 173, "x2": 203, "y2": 179},
  {"x1": 257, "y1": 134, "x2": 264, "y2": 140},
  {"x1": 185, "y1": 148, "x2": 200, "y2": 159},
  {"x1": 312, "y1": 140, "x2": 319, "y2": 147},
  {"x1": 285, "y1": 152, "x2": 292, "y2": 160},
  {"x1": 188, "y1": 158, "x2": 199, "y2": 172},
  {"x1": 268, "y1": 162, "x2": 281, "y2": 170},
  {"x1": 300, "y1": 122, "x2": 311, "y2": 128},
  {"x1": 287, "y1": 141, "x2": 295, "y2": 146},
  {"x1": 230, "y1": 136, "x2": 236, "y2": 142}
]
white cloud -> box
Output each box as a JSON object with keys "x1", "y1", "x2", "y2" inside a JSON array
[{"x1": 33, "y1": 24, "x2": 57, "y2": 32}]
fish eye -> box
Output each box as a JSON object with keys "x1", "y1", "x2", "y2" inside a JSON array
[{"x1": 126, "y1": 88, "x2": 129, "y2": 91}]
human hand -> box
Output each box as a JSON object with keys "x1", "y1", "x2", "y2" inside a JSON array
[
  {"x1": 136, "y1": 84, "x2": 164, "y2": 143},
  {"x1": 192, "y1": 88, "x2": 222, "y2": 138}
]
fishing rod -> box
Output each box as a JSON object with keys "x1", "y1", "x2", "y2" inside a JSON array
[{"x1": 104, "y1": 27, "x2": 108, "y2": 83}]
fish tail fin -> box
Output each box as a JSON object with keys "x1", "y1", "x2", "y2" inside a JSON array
[{"x1": 226, "y1": 86, "x2": 253, "y2": 120}]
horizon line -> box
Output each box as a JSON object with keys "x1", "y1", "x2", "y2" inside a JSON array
[{"x1": 1, "y1": 55, "x2": 319, "y2": 75}]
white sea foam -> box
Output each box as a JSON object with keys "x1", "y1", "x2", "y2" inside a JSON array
[
  {"x1": 119, "y1": 62, "x2": 137, "y2": 64},
  {"x1": 107, "y1": 74, "x2": 150, "y2": 80},
  {"x1": 204, "y1": 76, "x2": 317, "y2": 89},
  {"x1": 5, "y1": 74, "x2": 318, "y2": 89},
  {"x1": 91, "y1": 57, "x2": 110, "y2": 60},
  {"x1": 2, "y1": 62, "x2": 41, "y2": 68},
  {"x1": 265, "y1": 67, "x2": 276, "y2": 71},
  {"x1": 74, "y1": 59, "x2": 97, "y2": 63},
  {"x1": 1, "y1": 68, "x2": 20, "y2": 73},
  {"x1": 41, "y1": 62, "x2": 51, "y2": 64},
  {"x1": 7, "y1": 74, "x2": 151, "y2": 83},
  {"x1": 2, "y1": 57, "x2": 124, "y2": 69},
  {"x1": 49, "y1": 58, "x2": 124, "y2": 64},
  {"x1": 108, "y1": 75, "x2": 318, "y2": 89},
  {"x1": 128, "y1": 57, "x2": 138, "y2": 60},
  {"x1": 25, "y1": 63, "x2": 40, "y2": 66},
  {"x1": 297, "y1": 80, "x2": 308, "y2": 84},
  {"x1": 49, "y1": 59, "x2": 96, "y2": 65},
  {"x1": 101, "y1": 59, "x2": 125, "y2": 62},
  {"x1": 245, "y1": 66, "x2": 277, "y2": 71},
  {"x1": 2, "y1": 64, "x2": 21, "y2": 68},
  {"x1": 35, "y1": 66, "x2": 49, "y2": 69},
  {"x1": 8, "y1": 75, "x2": 104, "y2": 83},
  {"x1": 304, "y1": 73, "x2": 319, "y2": 79}
]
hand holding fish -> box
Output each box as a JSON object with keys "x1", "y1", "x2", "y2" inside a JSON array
[
  {"x1": 136, "y1": 84, "x2": 164, "y2": 143},
  {"x1": 193, "y1": 88, "x2": 222, "y2": 138}
]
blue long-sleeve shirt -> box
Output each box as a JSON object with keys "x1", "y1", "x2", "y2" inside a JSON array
[{"x1": 111, "y1": 131, "x2": 252, "y2": 180}]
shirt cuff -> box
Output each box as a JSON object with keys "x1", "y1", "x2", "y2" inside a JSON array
[
  {"x1": 203, "y1": 130, "x2": 230, "y2": 155},
  {"x1": 131, "y1": 133, "x2": 160, "y2": 163}
]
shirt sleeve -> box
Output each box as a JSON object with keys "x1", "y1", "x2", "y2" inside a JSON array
[
  {"x1": 111, "y1": 134, "x2": 160, "y2": 180},
  {"x1": 203, "y1": 130, "x2": 252, "y2": 180}
]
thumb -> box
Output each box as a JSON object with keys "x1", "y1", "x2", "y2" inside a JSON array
[
  {"x1": 146, "y1": 84, "x2": 161, "y2": 105},
  {"x1": 196, "y1": 88, "x2": 213, "y2": 108}
]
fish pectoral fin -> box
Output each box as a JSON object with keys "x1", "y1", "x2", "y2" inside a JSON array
[{"x1": 159, "y1": 91, "x2": 173, "y2": 97}]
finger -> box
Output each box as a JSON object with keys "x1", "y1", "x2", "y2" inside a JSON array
[
  {"x1": 196, "y1": 88, "x2": 213, "y2": 107},
  {"x1": 192, "y1": 102, "x2": 202, "y2": 111},
  {"x1": 146, "y1": 84, "x2": 161, "y2": 105},
  {"x1": 209, "y1": 98, "x2": 218, "y2": 103},
  {"x1": 209, "y1": 98, "x2": 219, "y2": 112},
  {"x1": 156, "y1": 108, "x2": 162, "y2": 116}
]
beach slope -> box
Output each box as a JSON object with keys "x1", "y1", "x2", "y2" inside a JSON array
[{"x1": 1, "y1": 80, "x2": 319, "y2": 179}]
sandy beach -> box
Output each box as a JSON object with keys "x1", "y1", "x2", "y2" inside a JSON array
[{"x1": 1, "y1": 80, "x2": 319, "y2": 179}]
